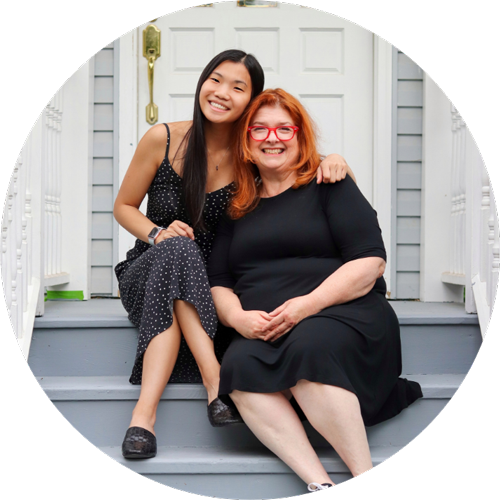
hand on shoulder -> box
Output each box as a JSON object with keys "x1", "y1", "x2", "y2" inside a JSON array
[{"x1": 316, "y1": 154, "x2": 357, "y2": 185}]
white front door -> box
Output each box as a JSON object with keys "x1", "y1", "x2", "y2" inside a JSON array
[
  {"x1": 138, "y1": 2, "x2": 373, "y2": 190},
  {"x1": 136, "y1": 1, "x2": 374, "y2": 198}
]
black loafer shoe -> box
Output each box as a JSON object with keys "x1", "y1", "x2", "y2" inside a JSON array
[
  {"x1": 122, "y1": 426, "x2": 157, "y2": 459},
  {"x1": 207, "y1": 397, "x2": 244, "y2": 427}
]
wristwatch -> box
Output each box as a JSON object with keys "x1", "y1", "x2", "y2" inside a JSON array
[{"x1": 148, "y1": 226, "x2": 166, "y2": 245}]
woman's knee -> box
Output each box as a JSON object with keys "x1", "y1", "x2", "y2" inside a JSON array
[
  {"x1": 157, "y1": 235, "x2": 199, "y2": 253},
  {"x1": 229, "y1": 389, "x2": 270, "y2": 408},
  {"x1": 292, "y1": 380, "x2": 359, "y2": 408},
  {"x1": 153, "y1": 236, "x2": 204, "y2": 270},
  {"x1": 148, "y1": 322, "x2": 182, "y2": 347},
  {"x1": 229, "y1": 389, "x2": 247, "y2": 406}
]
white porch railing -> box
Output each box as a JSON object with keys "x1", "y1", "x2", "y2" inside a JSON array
[
  {"x1": 442, "y1": 104, "x2": 499, "y2": 336},
  {"x1": 1, "y1": 88, "x2": 70, "y2": 357}
]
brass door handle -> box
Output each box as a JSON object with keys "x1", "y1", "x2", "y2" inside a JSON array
[{"x1": 143, "y1": 24, "x2": 161, "y2": 125}]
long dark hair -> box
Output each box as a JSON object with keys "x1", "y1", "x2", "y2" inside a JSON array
[{"x1": 181, "y1": 50, "x2": 265, "y2": 231}]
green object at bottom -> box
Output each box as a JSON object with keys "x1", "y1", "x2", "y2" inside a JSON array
[{"x1": 45, "y1": 291, "x2": 84, "y2": 301}]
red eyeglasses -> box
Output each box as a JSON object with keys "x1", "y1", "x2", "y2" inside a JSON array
[{"x1": 247, "y1": 126, "x2": 300, "y2": 141}]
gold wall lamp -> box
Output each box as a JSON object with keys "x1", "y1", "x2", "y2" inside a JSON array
[{"x1": 143, "y1": 24, "x2": 161, "y2": 125}]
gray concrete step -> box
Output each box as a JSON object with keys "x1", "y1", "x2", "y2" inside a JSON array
[
  {"x1": 38, "y1": 374, "x2": 462, "y2": 448},
  {"x1": 29, "y1": 300, "x2": 482, "y2": 376},
  {"x1": 100, "y1": 445, "x2": 402, "y2": 498},
  {"x1": 28, "y1": 300, "x2": 480, "y2": 499}
]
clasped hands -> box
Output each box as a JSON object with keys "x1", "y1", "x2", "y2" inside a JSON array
[{"x1": 232, "y1": 295, "x2": 319, "y2": 342}]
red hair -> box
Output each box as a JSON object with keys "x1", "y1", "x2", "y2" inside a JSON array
[{"x1": 229, "y1": 88, "x2": 321, "y2": 219}]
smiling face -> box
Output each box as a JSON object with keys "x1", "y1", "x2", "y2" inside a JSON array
[
  {"x1": 199, "y1": 60, "x2": 253, "y2": 125},
  {"x1": 248, "y1": 105, "x2": 300, "y2": 176}
]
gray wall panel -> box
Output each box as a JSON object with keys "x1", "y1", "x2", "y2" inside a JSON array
[
  {"x1": 393, "y1": 50, "x2": 423, "y2": 298},
  {"x1": 91, "y1": 45, "x2": 119, "y2": 296}
]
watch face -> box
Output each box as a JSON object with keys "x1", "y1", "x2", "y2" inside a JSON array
[{"x1": 148, "y1": 227, "x2": 160, "y2": 239}]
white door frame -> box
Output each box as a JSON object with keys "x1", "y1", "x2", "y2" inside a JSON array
[{"x1": 372, "y1": 36, "x2": 393, "y2": 295}]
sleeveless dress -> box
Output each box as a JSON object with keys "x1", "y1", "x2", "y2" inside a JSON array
[
  {"x1": 208, "y1": 178, "x2": 422, "y2": 426},
  {"x1": 114, "y1": 124, "x2": 233, "y2": 384}
]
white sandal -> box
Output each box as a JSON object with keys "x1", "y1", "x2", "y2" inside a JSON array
[{"x1": 307, "y1": 483, "x2": 333, "y2": 492}]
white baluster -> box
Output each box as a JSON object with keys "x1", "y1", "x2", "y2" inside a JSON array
[
  {"x1": 10, "y1": 164, "x2": 19, "y2": 335},
  {"x1": 55, "y1": 91, "x2": 62, "y2": 274},
  {"x1": 450, "y1": 109, "x2": 458, "y2": 274},
  {"x1": 2, "y1": 181, "x2": 12, "y2": 313},
  {"x1": 43, "y1": 109, "x2": 48, "y2": 277},
  {"x1": 25, "y1": 137, "x2": 33, "y2": 290},
  {"x1": 481, "y1": 167, "x2": 491, "y2": 284},
  {"x1": 2, "y1": 217, "x2": 11, "y2": 313},
  {"x1": 46, "y1": 104, "x2": 53, "y2": 277},
  {"x1": 449, "y1": 107, "x2": 467, "y2": 278},
  {"x1": 491, "y1": 241, "x2": 500, "y2": 312},
  {"x1": 31, "y1": 115, "x2": 46, "y2": 319},
  {"x1": 456, "y1": 112, "x2": 461, "y2": 276},
  {"x1": 47, "y1": 104, "x2": 52, "y2": 277},
  {"x1": 15, "y1": 155, "x2": 24, "y2": 334},
  {"x1": 1, "y1": 235, "x2": 8, "y2": 312},
  {"x1": 459, "y1": 193, "x2": 466, "y2": 275},
  {"x1": 458, "y1": 116, "x2": 467, "y2": 276},
  {"x1": 455, "y1": 202, "x2": 459, "y2": 274},
  {"x1": 487, "y1": 212, "x2": 495, "y2": 306},
  {"x1": 51, "y1": 101, "x2": 56, "y2": 277},
  {"x1": 488, "y1": 183, "x2": 499, "y2": 308},
  {"x1": 52, "y1": 100, "x2": 58, "y2": 276},
  {"x1": 20, "y1": 148, "x2": 28, "y2": 318}
]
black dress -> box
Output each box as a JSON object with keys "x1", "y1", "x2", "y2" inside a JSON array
[
  {"x1": 114, "y1": 124, "x2": 232, "y2": 384},
  {"x1": 208, "y1": 177, "x2": 422, "y2": 426}
]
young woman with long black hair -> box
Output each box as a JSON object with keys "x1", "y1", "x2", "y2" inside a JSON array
[{"x1": 113, "y1": 50, "x2": 355, "y2": 459}]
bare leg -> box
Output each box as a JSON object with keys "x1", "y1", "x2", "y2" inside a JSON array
[
  {"x1": 173, "y1": 300, "x2": 221, "y2": 404},
  {"x1": 230, "y1": 390, "x2": 334, "y2": 486},
  {"x1": 291, "y1": 380, "x2": 373, "y2": 477},
  {"x1": 129, "y1": 314, "x2": 182, "y2": 434}
]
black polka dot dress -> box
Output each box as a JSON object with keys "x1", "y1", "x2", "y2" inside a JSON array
[{"x1": 114, "y1": 124, "x2": 232, "y2": 384}]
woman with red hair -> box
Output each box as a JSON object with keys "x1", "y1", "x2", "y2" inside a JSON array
[
  {"x1": 230, "y1": 88, "x2": 324, "y2": 218},
  {"x1": 208, "y1": 89, "x2": 422, "y2": 490}
]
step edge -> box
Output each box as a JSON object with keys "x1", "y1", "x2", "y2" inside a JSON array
[
  {"x1": 99, "y1": 445, "x2": 403, "y2": 474},
  {"x1": 37, "y1": 374, "x2": 465, "y2": 401},
  {"x1": 34, "y1": 319, "x2": 136, "y2": 329},
  {"x1": 34, "y1": 315, "x2": 479, "y2": 329}
]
